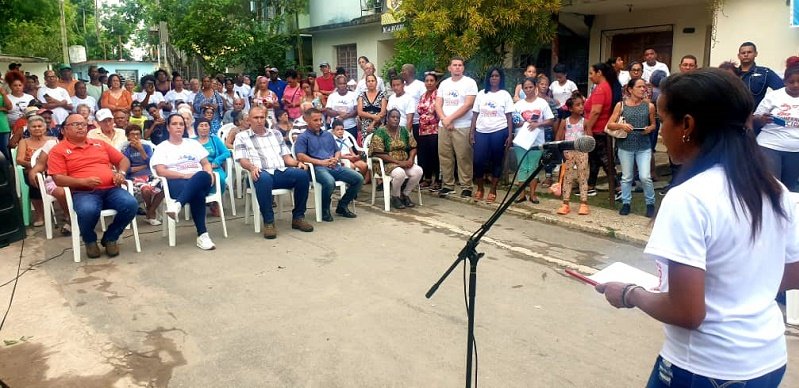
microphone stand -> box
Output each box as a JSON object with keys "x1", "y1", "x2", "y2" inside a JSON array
[{"x1": 426, "y1": 149, "x2": 557, "y2": 388}]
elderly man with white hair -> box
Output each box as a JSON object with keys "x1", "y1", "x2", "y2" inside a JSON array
[{"x1": 88, "y1": 108, "x2": 127, "y2": 149}]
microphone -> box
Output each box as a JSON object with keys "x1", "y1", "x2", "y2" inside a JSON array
[{"x1": 534, "y1": 136, "x2": 596, "y2": 153}]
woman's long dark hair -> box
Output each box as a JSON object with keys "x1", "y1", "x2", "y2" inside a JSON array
[
  {"x1": 592, "y1": 62, "x2": 621, "y2": 107},
  {"x1": 660, "y1": 68, "x2": 786, "y2": 239}
]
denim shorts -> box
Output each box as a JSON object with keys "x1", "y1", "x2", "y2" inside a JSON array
[{"x1": 645, "y1": 356, "x2": 785, "y2": 388}]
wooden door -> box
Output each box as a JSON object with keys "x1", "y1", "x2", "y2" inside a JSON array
[{"x1": 611, "y1": 31, "x2": 673, "y2": 69}]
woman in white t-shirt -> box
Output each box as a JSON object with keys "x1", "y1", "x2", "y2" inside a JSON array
[
  {"x1": 753, "y1": 56, "x2": 799, "y2": 192},
  {"x1": 512, "y1": 77, "x2": 554, "y2": 204},
  {"x1": 4, "y1": 70, "x2": 35, "y2": 128},
  {"x1": 550, "y1": 63, "x2": 579, "y2": 109},
  {"x1": 596, "y1": 68, "x2": 799, "y2": 387},
  {"x1": 470, "y1": 68, "x2": 514, "y2": 204},
  {"x1": 150, "y1": 113, "x2": 217, "y2": 250}
]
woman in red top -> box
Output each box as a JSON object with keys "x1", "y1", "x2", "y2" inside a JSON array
[
  {"x1": 584, "y1": 62, "x2": 621, "y2": 196},
  {"x1": 416, "y1": 71, "x2": 441, "y2": 190},
  {"x1": 281, "y1": 70, "x2": 303, "y2": 120}
]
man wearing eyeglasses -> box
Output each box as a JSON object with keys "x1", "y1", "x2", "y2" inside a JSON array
[{"x1": 48, "y1": 113, "x2": 138, "y2": 259}]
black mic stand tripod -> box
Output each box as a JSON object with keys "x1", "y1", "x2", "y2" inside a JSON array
[{"x1": 426, "y1": 148, "x2": 560, "y2": 388}]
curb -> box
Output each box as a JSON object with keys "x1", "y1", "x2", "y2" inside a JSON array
[{"x1": 416, "y1": 189, "x2": 652, "y2": 247}]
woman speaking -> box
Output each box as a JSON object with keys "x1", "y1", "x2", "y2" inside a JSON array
[{"x1": 596, "y1": 68, "x2": 799, "y2": 386}]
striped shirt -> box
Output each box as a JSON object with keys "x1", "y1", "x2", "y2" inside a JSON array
[{"x1": 233, "y1": 128, "x2": 290, "y2": 173}]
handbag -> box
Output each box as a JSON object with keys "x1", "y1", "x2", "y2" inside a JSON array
[{"x1": 604, "y1": 100, "x2": 628, "y2": 139}]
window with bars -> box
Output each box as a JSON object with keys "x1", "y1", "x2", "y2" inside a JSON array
[{"x1": 336, "y1": 44, "x2": 358, "y2": 81}]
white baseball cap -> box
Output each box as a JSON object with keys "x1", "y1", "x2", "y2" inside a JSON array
[{"x1": 95, "y1": 108, "x2": 113, "y2": 122}]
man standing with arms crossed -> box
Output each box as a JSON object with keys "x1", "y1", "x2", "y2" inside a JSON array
[{"x1": 435, "y1": 57, "x2": 477, "y2": 198}]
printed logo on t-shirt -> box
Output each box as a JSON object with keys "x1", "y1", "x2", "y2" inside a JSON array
[
  {"x1": 776, "y1": 103, "x2": 799, "y2": 127},
  {"x1": 444, "y1": 90, "x2": 461, "y2": 106},
  {"x1": 519, "y1": 109, "x2": 543, "y2": 122},
  {"x1": 480, "y1": 101, "x2": 500, "y2": 117}
]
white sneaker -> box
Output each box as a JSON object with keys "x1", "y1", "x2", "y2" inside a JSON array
[
  {"x1": 196, "y1": 232, "x2": 216, "y2": 250},
  {"x1": 166, "y1": 201, "x2": 181, "y2": 221},
  {"x1": 145, "y1": 217, "x2": 162, "y2": 226}
]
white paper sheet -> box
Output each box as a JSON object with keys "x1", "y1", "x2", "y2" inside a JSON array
[
  {"x1": 588, "y1": 262, "x2": 661, "y2": 290},
  {"x1": 512, "y1": 123, "x2": 542, "y2": 150}
]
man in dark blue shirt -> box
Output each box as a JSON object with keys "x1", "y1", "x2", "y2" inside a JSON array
[
  {"x1": 267, "y1": 67, "x2": 287, "y2": 106},
  {"x1": 737, "y1": 42, "x2": 783, "y2": 107},
  {"x1": 295, "y1": 108, "x2": 363, "y2": 221}
]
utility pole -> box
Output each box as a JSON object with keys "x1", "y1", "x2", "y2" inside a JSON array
[
  {"x1": 59, "y1": 0, "x2": 70, "y2": 64},
  {"x1": 95, "y1": 0, "x2": 107, "y2": 60}
]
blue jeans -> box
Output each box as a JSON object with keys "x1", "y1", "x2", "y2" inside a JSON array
[
  {"x1": 473, "y1": 130, "x2": 508, "y2": 179},
  {"x1": 646, "y1": 356, "x2": 785, "y2": 388},
  {"x1": 167, "y1": 171, "x2": 212, "y2": 235},
  {"x1": 760, "y1": 146, "x2": 799, "y2": 192},
  {"x1": 618, "y1": 148, "x2": 655, "y2": 205},
  {"x1": 313, "y1": 166, "x2": 363, "y2": 212},
  {"x1": 252, "y1": 168, "x2": 310, "y2": 224},
  {"x1": 72, "y1": 187, "x2": 138, "y2": 244}
]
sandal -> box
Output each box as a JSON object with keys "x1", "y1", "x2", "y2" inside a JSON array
[
  {"x1": 60, "y1": 223, "x2": 71, "y2": 236},
  {"x1": 486, "y1": 193, "x2": 497, "y2": 204},
  {"x1": 530, "y1": 196, "x2": 540, "y2": 204},
  {"x1": 473, "y1": 190, "x2": 484, "y2": 201}
]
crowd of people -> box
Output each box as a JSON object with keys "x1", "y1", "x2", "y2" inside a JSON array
[
  {"x1": 2, "y1": 41, "x2": 797, "y2": 252},
  {"x1": 2, "y1": 40, "x2": 799, "y2": 387}
]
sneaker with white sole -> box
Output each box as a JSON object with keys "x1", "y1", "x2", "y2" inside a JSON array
[
  {"x1": 166, "y1": 202, "x2": 182, "y2": 220},
  {"x1": 196, "y1": 232, "x2": 216, "y2": 250},
  {"x1": 146, "y1": 217, "x2": 162, "y2": 226}
]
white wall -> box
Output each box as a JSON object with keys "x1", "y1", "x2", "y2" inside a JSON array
[
  {"x1": 1, "y1": 62, "x2": 51, "y2": 79},
  {"x1": 312, "y1": 23, "x2": 395, "y2": 79},
  {"x1": 588, "y1": 4, "x2": 712, "y2": 71},
  {"x1": 711, "y1": 0, "x2": 799, "y2": 75},
  {"x1": 305, "y1": 0, "x2": 363, "y2": 28}
]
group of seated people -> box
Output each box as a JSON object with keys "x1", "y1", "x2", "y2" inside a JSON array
[{"x1": 14, "y1": 97, "x2": 424, "y2": 257}]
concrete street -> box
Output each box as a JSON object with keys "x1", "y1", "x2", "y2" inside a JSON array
[{"x1": 0, "y1": 193, "x2": 797, "y2": 387}]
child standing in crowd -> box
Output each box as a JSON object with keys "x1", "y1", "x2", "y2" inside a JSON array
[
  {"x1": 129, "y1": 103, "x2": 147, "y2": 131},
  {"x1": 556, "y1": 93, "x2": 590, "y2": 215}
]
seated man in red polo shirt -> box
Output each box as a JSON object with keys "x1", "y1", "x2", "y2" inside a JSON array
[{"x1": 48, "y1": 113, "x2": 138, "y2": 259}]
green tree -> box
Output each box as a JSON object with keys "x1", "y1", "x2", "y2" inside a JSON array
[{"x1": 387, "y1": 0, "x2": 560, "y2": 75}]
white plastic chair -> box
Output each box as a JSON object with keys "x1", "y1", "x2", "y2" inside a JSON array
[
  {"x1": 224, "y1": 158, "x2": 236, "y2": 216},
  {"x1": 364, "y1": 133, "x2": 423, "y2": 212},
  {"x1": 156, "y1": 171, "x2": 228, "y2": 247},
  {"x1": 63, "y1": 181, "x2": 142, "y2": 263},
  {"x1": 34, "y1": 172, "x2": 59, "y2": 239},
  {"x1": 241, "y1": 167, "x2": 294, "y2": 233},
  {"x1": 291, "y1": 142, "x2": 350, "y2": 222},
  {"x1": 217, "y1": 123, "x2": 235, "y2": 146}
]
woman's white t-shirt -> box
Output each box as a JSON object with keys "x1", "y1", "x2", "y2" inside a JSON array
[
  {"x1": 513, "y1": 97, "x2": 554, "y2": 145},
  {"x1": 325, "y1": 91, "x2": 358, "y2": 129},
  {"x1": 6, "y1": 93, "x2": 35, "y2": 125},
  {"x1": 644, "y1": 166, "x2": 799, "y2": 380},
  {"x1": 150, "y1": 139, "x2": 209, "y2": 175},
  {"x1": 550, "y1": 79, "x2": 579, "y2": 108},
  {"x1": 472, "y1": 89, "x2": 514, "y2": 133},
  {"x1": 755, "y1": 88, "x2": 799, "y2": 152}
]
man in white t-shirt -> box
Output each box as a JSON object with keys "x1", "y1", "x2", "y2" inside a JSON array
[
  {"x1": 642, "y1": 48, "x2": 670, "y2": 83},
  {"x1": 324, "y1": 75, "x2": 359, "y2": 139},
  {"x1": 233, "y1": 74, "x2": 252, "y2": 110},
  {"x1": 37, "y1": 70, "x2": 73, "y2": 125},
  {"x1": 165, "y1": 75, "x2": 193, "y2": 112},
  {"x1": 387, "y1": 77, "x2": 416, "y2": 131},
  {"x1": 133, "y1": 78, "x2": 166, "y2": 119},
  {"x1": 401, "y1": 63, "x2": 425, "y2": 137},
  {"x1": 435, "y1": 57, "x2": 478, "y2": 198}
]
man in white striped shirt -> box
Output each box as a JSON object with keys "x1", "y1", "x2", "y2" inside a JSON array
[{"x1": 233, "y1": 106, "x2": 313, "y2": 239}]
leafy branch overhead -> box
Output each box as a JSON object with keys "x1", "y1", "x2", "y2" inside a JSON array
[{"x1": 390, "y1": 0, "x2": 559, "y2": 72}]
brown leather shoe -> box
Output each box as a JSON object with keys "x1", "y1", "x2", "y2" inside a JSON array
[
  {"x1": 263, "y1": 223, "x2": 277, "y2": 239},
  {"x1": 102, "y1": 240, "x2": 120, "y2": 257},
  {"x1": 86, "y1": 242, "x2": 101, "y2": 259},
  {"x1": 291, "y1": 218, "x2": 314, "y2": 232}
]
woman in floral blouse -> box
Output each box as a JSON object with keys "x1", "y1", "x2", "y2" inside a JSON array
[
  {"x1": 370, "y1": 108, "x2": 423, "y2": 210},
  {"x1": 357, "y1": 74, "x2": 387, "y2": 145},
  {"x1": 415, "y1": 71, "x2": 440, "y2": 191}
]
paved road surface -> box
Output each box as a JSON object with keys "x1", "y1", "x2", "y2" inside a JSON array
[{"x1": 0, "y1": 195, "x2": 796, "y2": 387}]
